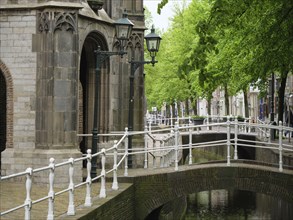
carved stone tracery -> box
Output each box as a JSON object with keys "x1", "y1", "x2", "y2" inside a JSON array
[
  {"x1": 38, "y1": 11, "x2": 77, "y2": 33},
  {"x1": 38, "y1": 11, "x2": 50, "y2": 33},
  {"x1": 53, "y1": 12, "x2": 77, "y2": 33}
]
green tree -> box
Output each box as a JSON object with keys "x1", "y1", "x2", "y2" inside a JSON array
[{"x1": 147, "y1": 0, "x2": 293, "y2": 121}]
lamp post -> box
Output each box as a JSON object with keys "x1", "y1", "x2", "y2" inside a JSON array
[
  {"x1": 270, "y1": 73, "x2": 275, "y2": 140},
  {"x1": 286, "y1": 93, "x2": 293, "y2": 143},
  {"x1": 91, "y1": 12, "x2": 134, "y2": 178},
  {"x1": 128, "y1": 26, "x2": 161, "y2": 168}
]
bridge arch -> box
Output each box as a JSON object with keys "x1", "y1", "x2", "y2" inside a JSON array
[{"x1": 131, "y1": 164, "x2": 293, "y2": 220}]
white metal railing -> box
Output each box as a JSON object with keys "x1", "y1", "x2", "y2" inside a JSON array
[{"x1": 1, "y1": 118, "x2": 293, "y2": 219}]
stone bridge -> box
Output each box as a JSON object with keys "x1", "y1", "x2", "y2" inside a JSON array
[{"x1": 60, "y1": 161, "x2": 293, "y2": 220}]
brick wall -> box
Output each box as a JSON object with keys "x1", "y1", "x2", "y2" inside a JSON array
[
  {"x1": 126, "y1": 165, "x2": 293, "y2": 220},
  {"x1": 62, "y1": 165, "x2": 293, "y2": 220}
]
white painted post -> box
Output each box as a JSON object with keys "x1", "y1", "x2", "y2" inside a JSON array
[
  {"x1": 67, "y1": 158, "x2": 75, "y2": 215},
  {"x1": 124, "y1": 127, "x2": 129, "y2": 177},
  {"x1": 207, "y1": 114, "x2": 210, "y2": 131},
  {"x1": 234, "y1": 118, "x2": 238, "y2": 160},
  {"x1": 153, "y1": 139, "x2": 157, "y2": 168},
  {"x1": 144, "y1": 126, "x2": 148, "y2": 169},
  {"x1": 268, "y1": 125, "x2": 271, "y2": 143},
  {"x1": 226, "y1": 117, "x2": 231, "y2": 166},
  {"x1": 217, "y1": 115, "x2": 220, "y2": 132},
  {"x1": 170, "y1": 110, "x2": 173, "y2": 127},
  {"x1": 260, "y1": 120, "x2": 263, "y2": 139},
  {"x1": 100, "y1": 148, "x2": 106, "y2": 198},
  {"x1": 84, "y1": 149, "x2": 92, "y2": 207},
  {"x1": 112, "y1": 141, "x2": 119, "y2": 190},
  {"x1": 174, "y1": 122, "x2": 179, "y2": 171},
  {"x1": 24, "y1": 168, "x2": 32, "y2": 220},
  {"x1": 47, "y1": 158, "x2": 55, "y2": 220},
  {"x1": 152, "y1": 138, "x2": 156, "y2": 168},
  {"x1": 189, "y1": 119, "x2": 193, "y2": 165},
  {"x1": 279, "y1": 121, "x2": 283, "y2": 172},
  {"x1": 148, "y1": 120, "x2": 152, "y2": 133}
]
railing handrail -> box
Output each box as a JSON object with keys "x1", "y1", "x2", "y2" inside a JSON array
[{"x1": 1, "y1": 118, "x2": 292, "y2": 219}]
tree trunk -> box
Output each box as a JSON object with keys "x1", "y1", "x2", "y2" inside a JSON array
[
  {"x1": 224, "y1": 86, "x2": 229, "y2": 115},
  {"x1": 190, "y1": 96, "x2": 197, "y2": 115},
  {"x1": 207, "y1": 98, "x2": 211, "y2": 115},
  {"x1": 185, "y1": 99, "x2": 189, "y2": 116},
  {"x1": 193, "y1": 99, "x2": 198, "y2": 115},
  {"x1": 277, "y1": 71, "x2": 288, "y2": 123},
  {"x1": 243, "y1": 89, "x2": 249, "y2": 118}
]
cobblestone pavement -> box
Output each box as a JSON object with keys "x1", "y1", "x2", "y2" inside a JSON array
[{"x1": 0, "y1": 180, "x2": 131, "y2": 220}]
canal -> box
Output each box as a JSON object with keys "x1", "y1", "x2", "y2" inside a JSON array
[{"x1": 184, "y1": 189, "x2": 293, "y2": 219}]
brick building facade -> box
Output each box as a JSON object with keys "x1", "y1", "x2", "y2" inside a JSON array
[{"x1": 0, "y1": 0, "x2": 146, "y2": 183}]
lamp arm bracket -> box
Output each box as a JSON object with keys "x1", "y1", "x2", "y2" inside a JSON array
[
  {"x1": 94, "y1": 46, "x2": 127, "y2": 71},
  {"x1": 129, "y1": 59, "x2": 158, "y2": 76}
]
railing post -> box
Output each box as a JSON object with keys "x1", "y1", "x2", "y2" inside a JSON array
[
  {"x1": 279, "y1": 121, "x2": 283, "y2": 172},
  {"x1": 47, "y1": 158, "x2": 55, "y2": 220},
  {"x1": 160, "y1": 137, "x2": 164, "y2": 168},
  {"x1": 144, "y1": 126, "x2": 148, "y2": 169},
  {"x1": 268, "y1": 124, "x2": 271, "y2": 143},
  {"x1": 100, "y1": 148, "x2": 106, "y2": 198},
  {"x1": 217, "y1": 115, "x2": 220, "y2": 132},
  {"x1": 189, "y1": 119, "x2": 193, "y2": 165},
  {"x1": 207, "y1": 114, "x2": 210, "y2": 131},
  {"x1": 124, "y1": 127, "x2": 129, "y2": 177},
  {"x1": 226, "y1": 117, "x2": 231, "y2": 166},
  {"x1": 67, "y1": 158, "x2": 75, "y2": 216},
  {"x1": 153, "y1": 137, "x2": 157, "y2": 168},
  {"x1": 234, "y1": 118, "x2": 238, "y2": 160},
  {"x1": 174, "y1": 122, "x2": 179, "y2": 171},
  {"x1": 112, "y1": 141, "x2": 119, "y2": 190},
  {"x1": 24, "y1": 168, "x2": 32, "y2": 220},
  {"x1": 84, "y1": 149, "x2": 92, "y2": 207},
  {"x1": 148, "y1": 120, "x2": 152, "y2": 133},
  {"x1": 245, "y1": 119, "x2": 248, "y2": 133}
]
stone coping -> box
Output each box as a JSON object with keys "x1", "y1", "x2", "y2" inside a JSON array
[{"x1": 0, "y1": 2, "x2": 84, "y2": 10}]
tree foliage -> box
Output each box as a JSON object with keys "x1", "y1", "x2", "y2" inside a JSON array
[{"x1": 145, "y1": 0, "x2": 293, "y2": 117}]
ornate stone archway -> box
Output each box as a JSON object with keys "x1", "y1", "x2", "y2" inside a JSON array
[
  {"x1": 79, "y1": 31, "x2": 110, "y2": 156},
  {"x1": 0, "y1": 59, "x2": 14, "y2": 150},
  {"x1": 0, "y1": 60, "x2": 14, "y2": 171}
]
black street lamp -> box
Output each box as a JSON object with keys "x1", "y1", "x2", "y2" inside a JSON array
[
  {"x1": 269, "y1": 72, "x2": 275, "y2": 140},
  {"x1": 128, "y1": 26, "x2": 162, "y2": 167},
  {"x1": 91, "y1": 12, "x2": 133, "y2": 178}
]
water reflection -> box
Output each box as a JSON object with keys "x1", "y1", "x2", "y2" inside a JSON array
[{"x1": 184, "y1": 189, "x2": 293, "y2": 220}]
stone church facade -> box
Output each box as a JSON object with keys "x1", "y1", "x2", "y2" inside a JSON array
[{"x1": 0, "y1": 0, "x2": 147, "y2": 183}]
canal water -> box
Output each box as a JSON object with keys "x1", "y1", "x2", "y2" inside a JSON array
[{"x1": 183, "y1": 189, "x2": 293, "y2": 220}]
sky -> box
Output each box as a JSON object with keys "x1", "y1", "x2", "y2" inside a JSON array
[{"x1": 143, "y1": 0, "x2": 191, "y2": 31}]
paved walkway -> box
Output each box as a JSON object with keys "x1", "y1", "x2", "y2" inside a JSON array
[{"x1": 0, "y1": 180, "x2": 132, "y2": 220}]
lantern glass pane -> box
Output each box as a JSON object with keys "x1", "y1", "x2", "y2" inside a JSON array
[
  {"x1": 118, "y1": 25, "x2": 128, "y2": 39},
  {"x1": 147, "y1": 39, "x2": 159, "y2": 52}
]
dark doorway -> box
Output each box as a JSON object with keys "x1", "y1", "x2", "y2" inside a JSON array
[
  {"x1": 79, "y1": 32, "x2": 109, "y2": 167},
  {"x1": 0, "y1": 70, "x2": 6, "y2": 169}
]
